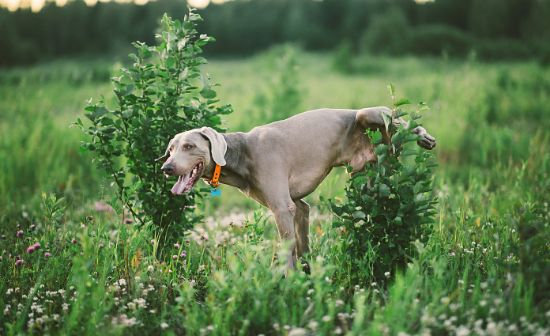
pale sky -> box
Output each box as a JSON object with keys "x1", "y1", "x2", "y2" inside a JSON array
[
  {"x1": 0, "y1": 0, "x2": 433, "y2": 13},
  {"x1": 0, "y1": 0, "x2": 228, "y2": 12}
]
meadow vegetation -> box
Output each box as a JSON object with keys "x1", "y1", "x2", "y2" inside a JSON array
[{"x1": 1, "y1": 16, "x2": 549, "y2": 335}]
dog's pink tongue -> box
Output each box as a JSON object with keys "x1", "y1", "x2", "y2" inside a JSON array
[{"x1": 171, "y1": 174, "x2": 191, "y2": 195}]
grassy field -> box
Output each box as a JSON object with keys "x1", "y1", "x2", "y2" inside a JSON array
[{"x1": 1, "y1": 49, "x2": 549, "y2": 335}]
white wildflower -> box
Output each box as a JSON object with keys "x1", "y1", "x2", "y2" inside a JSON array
[
  {"x1": 134, "y1": 298, "x2": 147, "y2": 309},
  {"x1": 456, "y1": 325, "x2": 470, "y2": 336},
  {"x1": 307, "y1": 320, "x2": 319, "y2": 330},
  {"x1": 112, "y1": 314, "x2": 137, "y2": 327},
  {"x1": 486, "y1": 321, "x2": 497, "y2": 336},
  {"x1": 288, "y1": 328, "x2": 308, "y2": 336}
]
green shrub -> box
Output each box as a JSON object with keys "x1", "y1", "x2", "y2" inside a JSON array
[
  {"x1": 78, "y1": 11, "x2": 232, "y2": 240},
  {"x1": 266, "y1": 45, "x2": 302, "y2": 122},
  {"x1": 407, "y1": 24, "x2": 473, "y2": 57},
  {"x1": 360, "y1": 7, "x2": 410, "y2": 55},
  {"x1": 475, "y1": 38, "x2": 533, "y2": 61},
  {"x1": 332, "y1": 40, "x2": 354, "y2": 74},
  {"x1": 241, "y1": 45, "x2": 302, "y2": 128},
  {"x1": 332, "y1": 86, "x2": 437, "y2": 286}
]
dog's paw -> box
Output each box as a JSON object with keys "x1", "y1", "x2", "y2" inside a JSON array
[{"x1": 414, "y1": 127, "x2": 436, "y2": 150}]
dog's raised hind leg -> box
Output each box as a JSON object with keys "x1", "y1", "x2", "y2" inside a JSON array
[{"x1": 356, "y1": 106, "x2": 436, "y2": 150}]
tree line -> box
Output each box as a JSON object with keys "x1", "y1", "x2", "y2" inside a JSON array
[{"x1": 1, "y1": 0, "x2": 549, "y2": 67}]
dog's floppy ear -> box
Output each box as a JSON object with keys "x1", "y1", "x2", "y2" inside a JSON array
[
  {"x1": 199, "y1": 127, "x2": 227, "y2": 166},
  {"x1": 155, "y1": 139, "x2": 173, "y2": 162}
]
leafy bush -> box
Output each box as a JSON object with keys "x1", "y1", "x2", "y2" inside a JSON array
[
  {"x1": 360, "y1": 7, "x2": 410, "y2": 55},
  {"x1": 407, "y1": 24, "x2": 473, "y2": 57},
  {"x1": 332, "y1": 40, "x2": 354, "y2": 74},
  {"x1": 474, "y1": 38, "x2": 533, "y2": 61},
  {"x1": 332, "y1": 87, "x2": 437, "y2": 285},
  {"x1": 241, "y1": 45, "x2": 302, "y2": 128},
  {"x1": 78, "y1": 11, "x2": 231, "y2": 238}
]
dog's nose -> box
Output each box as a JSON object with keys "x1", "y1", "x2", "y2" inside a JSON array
[{"x1": 161, "y1": 163, "x2": 175, "y2": 175}]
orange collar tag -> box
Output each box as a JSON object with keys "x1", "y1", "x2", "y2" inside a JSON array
[{"x1": 210, "y1": 164, "x2": 222, "y2": 188}]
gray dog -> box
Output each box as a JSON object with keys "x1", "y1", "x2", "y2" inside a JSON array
[{"x1": 159, "y1": 106, "x2": 436, "y2": 269}]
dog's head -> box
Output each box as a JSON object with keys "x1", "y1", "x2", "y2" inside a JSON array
[{"x1": 158, "y1": 127, "x2": 227, "y2": 195}]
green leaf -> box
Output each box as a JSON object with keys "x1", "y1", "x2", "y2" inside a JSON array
[
  {"x1": 200, "y1": 88, "x2": 217, "y2": 99},
  {"x1": 352, "y1": 211, "x2": 366, "y2": 220},
  {"x1": 368, "y1": 130, "x2": 383, "y2": 144},
  {"x1": 87, "y1": 106, "x2": 108, "y2": 121},
  {"x1": 378, "y1": 184, "x2": 390, "y2": 197},
  {"x1": 395, "y1": 98, "x2": 411, "y2": 107}
]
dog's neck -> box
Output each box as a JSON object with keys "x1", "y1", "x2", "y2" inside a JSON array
[{"x1": 207, "y1": 132, "x2": 250, "y2": 191}]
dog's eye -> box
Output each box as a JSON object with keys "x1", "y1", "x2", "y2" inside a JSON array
[{"x1": 182, "y1": 144, "x2": 194, "y2": 150}]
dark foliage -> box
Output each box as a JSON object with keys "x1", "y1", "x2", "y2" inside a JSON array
[{"x1": 1, "y1": 0, "x2": 550, "y2": 67}]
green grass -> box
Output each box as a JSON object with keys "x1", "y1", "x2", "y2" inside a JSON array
[{"x1": 0, "y1": 50, "x2": 549, "y2": 335}]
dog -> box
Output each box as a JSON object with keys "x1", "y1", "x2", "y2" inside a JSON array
[{"x1": 158, "y1": 106, "x2": 436, "y2": 269}]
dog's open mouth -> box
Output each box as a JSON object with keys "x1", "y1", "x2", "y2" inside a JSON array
[{"x1": 171, "y1": 162, "x2": 204, "y2": 195}]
